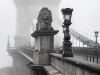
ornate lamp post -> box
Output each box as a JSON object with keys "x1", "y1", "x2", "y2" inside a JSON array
[
  {"x1": 94, "y1": 31, "x2": 99, "y2": 48},
  {"x1": 94, "y1": 31, "x2": 99, "y2": 44},
  {"x1": 61, "y1": 8, "x2": 73, "y2": 57}
]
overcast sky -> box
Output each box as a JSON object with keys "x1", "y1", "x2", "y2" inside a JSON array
[
  {"x1": 0, "y1": 0, "x2": 100, "y2": 52},
  {"x1": 59, "y1": 0, "x2": 100, "y2": 36}
]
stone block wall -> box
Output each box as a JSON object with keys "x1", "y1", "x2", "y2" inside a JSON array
[{"x1": 50, "y1": 53, "x2": 100, "y2": 75}]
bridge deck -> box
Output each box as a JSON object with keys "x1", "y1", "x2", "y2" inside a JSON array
[{"x1": 5, "y1": 47, "x2": 100, "y2": 75}]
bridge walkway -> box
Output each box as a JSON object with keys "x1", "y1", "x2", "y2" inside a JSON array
[{"x1": 18, "y1": 47, "x2": 100, "y2": 64}]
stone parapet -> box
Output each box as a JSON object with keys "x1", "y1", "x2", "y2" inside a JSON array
[
  {"x1": 50, "y1": 53, "x2": 100, "y2": 75},
  {"x1": 27, "y1": 64, "x2": 63, "y2": 75}
]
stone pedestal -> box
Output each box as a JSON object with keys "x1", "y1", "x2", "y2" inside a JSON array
[{"x1": 31, "y1": 30, "x2": 59, "y2": 65}]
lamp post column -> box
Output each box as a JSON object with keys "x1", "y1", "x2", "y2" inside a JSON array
[
  {"x1": 94, "y1": 31, "x2": 99, "y2": 47},
  {"x1": 61, "y1": 8, "x2": 73, "y2": 57}
]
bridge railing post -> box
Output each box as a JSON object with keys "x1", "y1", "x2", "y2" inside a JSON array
[
  {"x1": 97, "y1": 57, "x2": 98, "y2": 63},
  {"x1": 90, "y1": 56, "x2": 91, "y2": 62},
  {"x1": 93, "y1": 57, "x2": 94, "y2": 62}
]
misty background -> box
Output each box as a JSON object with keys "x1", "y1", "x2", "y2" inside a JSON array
[{"x1": 0, "y1": 0, "x2": 100, "y2": 68}]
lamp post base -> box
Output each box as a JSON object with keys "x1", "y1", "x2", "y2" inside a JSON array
[{"x1": 62, "y1": 53, "x2": 73, "y2": 57}]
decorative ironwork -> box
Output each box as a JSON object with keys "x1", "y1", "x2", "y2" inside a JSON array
[{"x1": 61, "y1": 8, "x2": 73, "y2": 57}]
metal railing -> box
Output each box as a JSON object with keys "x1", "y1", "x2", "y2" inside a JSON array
[{"x1": 72, "y1": 47, "x2": 100, "y2": 63}]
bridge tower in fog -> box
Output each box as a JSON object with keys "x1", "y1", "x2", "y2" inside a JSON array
[{"x1": 13, "y1": 0, "x2": 62, "y2": 47}]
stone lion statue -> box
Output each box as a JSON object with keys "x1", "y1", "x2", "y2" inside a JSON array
[{"x1": 36, "y1": 7, "x2": 54, "y2": 30}]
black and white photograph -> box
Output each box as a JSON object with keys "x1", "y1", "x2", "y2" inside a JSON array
[{"x1": 0, "y1": 0, "x2": 100, "y2": 75}]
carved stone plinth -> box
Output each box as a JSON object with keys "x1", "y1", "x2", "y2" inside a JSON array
[{"x1": 31, "y1": 30, "x2": 59, "y2": 65}]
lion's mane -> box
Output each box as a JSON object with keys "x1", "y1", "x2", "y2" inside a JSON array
[{"x1": 36, "y1": 7, "x2": 53, "y2": 30}]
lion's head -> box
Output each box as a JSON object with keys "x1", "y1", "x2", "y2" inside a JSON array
[{"x1": 36, "y1": 7, "x2": 53, "y2": 30}]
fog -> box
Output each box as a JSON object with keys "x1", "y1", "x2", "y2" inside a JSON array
[
  {"x1": 59, "y1": 0, "x2": 100, "y2": 39},
  {"x1": 0, "y1": 0, "x2": 100, "y2": 69}
]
